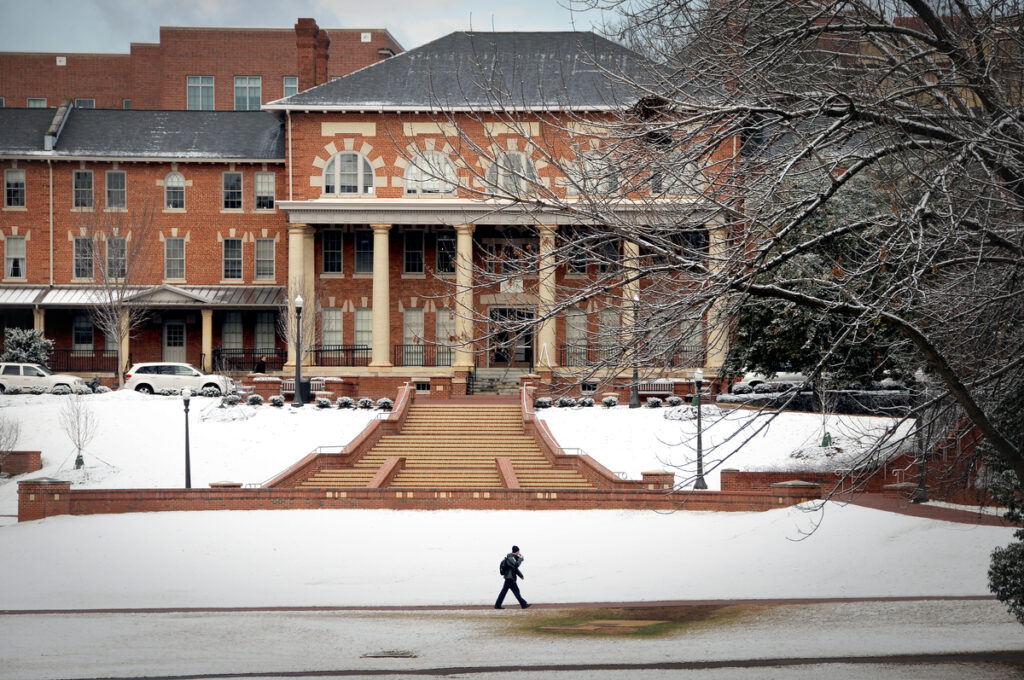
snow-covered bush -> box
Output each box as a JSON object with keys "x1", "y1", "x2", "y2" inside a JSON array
[
  {"x1": 376, "y1": 397, "x2": 393, "y2": 411},
  {"x1": 159, "y1": 388, "x2": 180, "y2": 396},
  {"x1": 666, "y1": 396, "x2": 683, "y2": 407},
  {"x1": 200, "y1": 386, "x2": 222, "y2": 398},
  {"x1": 732, "y1": 384, "x2": 753, "y2": 395},
  {"x1": 534, "y1": 397, "x2": 552, "y2": 409},
  {"x1": 316, "y1": 397, "x2": 332, "y2": 409},
  {"x1": 579, "y1": 397, "x2": 595, "y2": 407},
  {"x1": 5, "y1": 385, "x2": 23, "y2": 395},
  {"x1": 247, "y1": 394, "x2": 264, "y2": 406},
  {"x1": 753, "y1": 383, "x2": 775, "y2": 394},
  {"x1": 357, "y1": 397, "x2": 374, "y2": 409},
  {"x1": 75, "y1": 384, "x2": 92, "y2": 395},
  {"x1": 95, "y1": 386, "x2": 111, "y2": 394},
  {"x1": 602, "y1": 396, "x2": 618, "y2": 408},
  {"x1": 557, "y1": 396, "x2": 576, "y2": 408},
  {"x1": 646, "y1": 397, "x2": 663, "y2": 408},
  {"x1": 269, "y1": 395, "x2": 284, "y2": 407},
  {"x1": 1, "y1": 328, "x2": 53, "y2": 364},
  {"x1": 29, "y1": 385, "x2": 46, "y2": 395},
  {"x1": 224, "y1": 394, "x2": 240, "y2": 406},
  {"x1": 336, "y1": 396, "x2": 355, "y2": 409},
  {"x1": 50, "y1": 385, "x2": 68, "y2": 396}
]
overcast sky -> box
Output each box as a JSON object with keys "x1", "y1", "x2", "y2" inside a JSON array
[{"x1": 0, "y1": 0, "x2": 614, "y2": 53}]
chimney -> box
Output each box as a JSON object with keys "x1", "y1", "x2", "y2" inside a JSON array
[{"x1": 295, "y1": 18, "x2": 331, "y2": 92}]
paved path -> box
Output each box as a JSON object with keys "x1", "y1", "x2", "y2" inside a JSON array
[{"x1": 841, "y1": 494, "x2": 1012, "y2": 526}]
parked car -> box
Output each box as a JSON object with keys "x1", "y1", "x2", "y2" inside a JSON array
[
  {"x1": 0, "y1": 362, "x2": 89, "y2": 393},
  {"x1": 732, "y1": 370, "x2": 810, "y2": 393},
  {"x1": 123, "y1": 362, "x2": 234, "y2": 396}
]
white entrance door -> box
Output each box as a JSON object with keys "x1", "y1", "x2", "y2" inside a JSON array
[{"x1": 163, "y1": 320, "x2": 187, "y2": 363}]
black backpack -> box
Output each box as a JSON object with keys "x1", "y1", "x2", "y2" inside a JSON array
[{"x1": 499, "y1": 556, "x2": 510, "y2": 576}]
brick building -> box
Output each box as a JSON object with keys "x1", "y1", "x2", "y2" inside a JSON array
[
  {"x1": 0, "y1": 19, "x2": 402, "y2": 110},
  {"x1": 0, "y1": 30, "x2": 731, "y2": 397}
]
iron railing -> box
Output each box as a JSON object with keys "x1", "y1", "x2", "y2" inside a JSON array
[
  {"x1": 559, "y1": 344, "x2": 705, "y2": 368},
  {"x1": 311, "y1": 345, "x2": 371, "y2": 367},
  {"x1": 392, "y1": 344, "x2": 455, "y2": 367},
  {"x1": 48, "y1": 349, "x2": 119, "y2": 374},
  {"x1": 212, "y1": 348, "x2": 287, "y2": 373}
]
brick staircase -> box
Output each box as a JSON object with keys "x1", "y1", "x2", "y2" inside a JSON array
[{"x1": 299, "y1": 401, "x2": 594, "y2": 490}]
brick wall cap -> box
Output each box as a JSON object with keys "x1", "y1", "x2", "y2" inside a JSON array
[
  {"x1": 20, "y1": 477, "x2": 66, "y2": 485},
  {"x1": 769, "y1": 480, "x2": 821, "y2": 488},
  {"x1": 253, "y1": 376, "x2": 283, "y2": 383},
  {"x1": 641, "y1": 470, "x2": 673, "y2": 475},
  {"x1": 883, "y1": 482, "x2": 918, "y2": 490},
  {"x1": 209, "y1": 481, "x2": 243, "y2": 488}
]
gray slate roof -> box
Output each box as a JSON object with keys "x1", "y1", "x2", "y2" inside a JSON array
[
  {"x1": 0, "y1": 109, "x2": 286, "y2": 160},
  {"x1": 268, "y1": 31, "x2": 651, "y2": 111}
]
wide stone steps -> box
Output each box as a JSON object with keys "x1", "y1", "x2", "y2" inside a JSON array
[{"x1": 300, "y1": 469, "x2": 377, "y2": 488}]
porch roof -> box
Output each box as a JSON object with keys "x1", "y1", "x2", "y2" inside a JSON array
[{"x1": 0, "y1": 285, "x2": 284, "y2": 309}]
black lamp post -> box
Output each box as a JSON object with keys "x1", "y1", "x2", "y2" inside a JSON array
[
  {"x1": 182, "y1": 387, "x2": 192, "y2": 489},
  {"x1": 293, "y1": 294, "x2": 304, "y2": 407},
  {"x1": 693, "y1": 368, "x2": 708, "y2": 490},
  {"x1": 629, "y1": 294, "x2": 641, "y2": 409}
]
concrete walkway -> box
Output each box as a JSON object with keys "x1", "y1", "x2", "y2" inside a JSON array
[{"x1": 842, "y1": 494, "x2": 1012, "y2": 527}]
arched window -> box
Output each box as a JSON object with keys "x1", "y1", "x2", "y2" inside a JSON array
[
  {"x1": 404, "y1": 151, "x2": 457, "y2": 195},
  {"x1": 485, "y1": 151, "x2": 538, "y2": 195},
  {"x1": 164, "y1": 172, "x2": 185, "y2": 209},
  {"x1": 323, "y1": 152, "x2": 374, "y2": 196}
]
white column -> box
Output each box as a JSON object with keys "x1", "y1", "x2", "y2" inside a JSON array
[
  {"x1": 287, "y1": 223, "x2": 314, "y2": 366},
  {"x1": 369, "y1": 223, "x2": 392, "y2": 367},
  {"x1": 32, "y1": 308, "x2": 45, "y2": 332},
  {"x1": 536, "y1": 224, "x2": 558, "y2": 369},
  {"x1": 200, "y1": 308, "x2": 213, "y2": 372},
  {"x1": 704, "y1": 220, "x2": 729, "y2": 372},
  {"x1": 454, "y1": 224, "x2": 475, "y2": 368}
]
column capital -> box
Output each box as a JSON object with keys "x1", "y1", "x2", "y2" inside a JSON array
[
  {"x1": 370, "y1": 223, "x2": 392, "y2": 234},
  {"x1": 537, "y1": 224, "x2": 559, "y2": 235},
  {"x1": 454, "y1": 224, "x2": 476, "y2": 235},
  {"x1": 288, "y1": 222, "x2": 311, "y2": 234}
]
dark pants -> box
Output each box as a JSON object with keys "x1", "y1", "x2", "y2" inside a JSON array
[{"x1": 495, "y1": 578, "x2": 528, "y2": 607}]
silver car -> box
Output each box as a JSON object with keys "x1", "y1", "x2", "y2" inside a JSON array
[
  {"x1": 0, "y1": 362, "x2": 89, "y2": 393},
  {"x1": 123, "y1": 362, "x2": 234, "y2": 396}
]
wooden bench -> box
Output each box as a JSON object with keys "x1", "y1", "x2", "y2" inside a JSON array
[{"x1": 637, "y1": 381, "x2": 675, "y2": 398}]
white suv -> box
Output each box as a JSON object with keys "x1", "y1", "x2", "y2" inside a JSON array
[
  {"x1": 124, "y1": 362, "x2": 234, "y2": 396},
  {"x1": 0, "y1": 362, "x2": 89, "y2": 393}
]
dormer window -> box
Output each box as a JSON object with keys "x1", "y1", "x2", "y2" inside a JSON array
[
  {"x1": 404, "y1": 151, "x2": 457, "y2": 195},
  {"x1": 323, "y1": 152, "x2": 374, "y2": 196}
]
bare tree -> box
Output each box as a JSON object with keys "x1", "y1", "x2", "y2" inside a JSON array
[
  {"x1": 59, "y1": 393, "x2": 96, "y2": 470},
  {"x1": 277, "y1": 277, "x2": 323, "y2": 366},
  {"x1": 77, "y1": 202, "x2": 159, "y2": 387},
  {"x1": 0, "y1": 414, "x2": 21, "y2": 474}
]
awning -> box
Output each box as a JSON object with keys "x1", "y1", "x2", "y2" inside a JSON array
[{"x1": 0, "y1": 285, "x2": 284, "y2": 309}]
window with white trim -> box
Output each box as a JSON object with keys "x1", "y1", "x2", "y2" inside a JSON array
[
  {"x1": 27, "y1": 98, "x2": 46, "y2": 108},
  {"x1": 322, "y1": 308, "x2": 343, "y2": 346},
  {"x1": 598, "y1": 309, "x2": 620, "y2": 360},
  {"x1": 254, "y1": 172, "x2": 275, "y2": 210},
  {"x1": 233, "y1": 76, "x2": 261, "y2": 110},
  {"x1": 255, "y1": 312, "x2": 276, "y2": 351},
  {"x1": 255, "y1": 238, "x2": 274, "y2": 280},
  {"x1": 283, "y1": 76, "x2": 298, "y2": 98},
  {"x1": 565, "y1": 308, "x2": 588, "y2": 366},
  {"x1": 436, "y1": 230, "x2": 456, "y2": 274},
  {"x1": 106, "y1": 236, "x2": 126, "y2": 279},
  {"x1": 73, "y1": 315, "x2": 93, "y2": 351},
  {"x1": 105, "y1": 170, "x2": 126, "y2": 209},
  {"x1": 354, "y1": 230, "x2": 373, "y2": 274},
  {"x1": 222, "y1": 238, "x2": 242, "y2": 280},
  {"x1": 164, "y1": 172, "x2": 185, "y2": 209},
  {"x1": 73, "y1": 237, "x2": 93, "y2": 278},
  {"x1": 222, "y1": 172, "x2": 242, "y2": 210},
  {"x1": 73, "y1": 170, "x2": 93, "y2": 208},
  {"x1": 354, "y1": 307, "x2": 372, "y2": 347},
  {"x1": 566, "y1": 151, "x2": 617, "y2": 195},
  {"x1": 122, "y1": 99, "x2": 131, "y2": 110},
  {"x1": 403, "y1": 308, "x2": 424, "y2": 345},
  {"x1": 485, "y1": 151, "x2": 538, "y2": 195},
  {"x1": 75, "y1": 98, "x2": 95, "y2": 109},
  {"x1": 5, "y1": 169, "x2": 25, "y2": 208},
  {"x1": 323, "y1": 152, "x2": 374, "y2": 195},
  {"x1": 165, "y1": 237, "x2": 185, "y2": 279},
  {"x1": 322, "y1": 231, "x2": 343, "y2": 274},
  {"x1": 435, "y1": 307, "x2": 455, "y2": 366},
  {"x1": 404, "y1": 151, "x2": 456, "y2": 195},
  {"x1": 187, "y1": 76, "x2": 214, "y2": 110},
  {"x1": 4, "y1": 235, "x2": 25, "y2": 278},
  {"x1": 404, "y1": 230, "x2": 424, "y2": 274},
  {"x1": 222, "y1": 311, "x2": 243, "y2": 350}
]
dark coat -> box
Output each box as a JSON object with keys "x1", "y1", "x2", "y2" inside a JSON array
[{"x1": 503, "y1": 552, "x2": 524, "y2": 581}]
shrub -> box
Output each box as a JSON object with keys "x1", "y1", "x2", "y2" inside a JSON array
[
  {"x1": 224, "y1": 394, "x2": 240, "y2": 406},
  {"x1": 666, "y1": 396, "x2": 683, "y2": 406},
  {"x1": 376, "y1": 397, "x2": 393, "y2": 411},
  {"x1": 247, "y1": 394, "x2": 264, "y2": 406},
  {"x1": 732, "y1": 384, "x2": 753, "y2": 395},
  {"x1": 579, "y1": 397, "x2": 595, "y2": 407},
  {"x1": 336, "y1": 396, "x2": 355, "y2": 409},
  {"x1": 269, "y1": 395, "x2": 284, "y2": 407},
  {"x1": 647, "y1": 397, "x2": 663, "y2": 408},
  {"x1": 6, "y1": 385, "x2": 24, "y2": 395},
  {"x1": 95, "y1": 386, "x2": 111, "y2": 394},
  {"x1": 357, "y1": 397, "x2": 374, "y2": 409},
  {"x1": 1, "y1": 328, "x2": 53, "y2": 364},
  {"x1": 200, "y1": 386, "x2": 222, "y2": 398},
  {"x1": 50, "y1": 385, "x2": 68, "y2": 396},
  {"x1": 602, "y1": 396, "x2": 618, "y2": 408},
  {"x1": 753, "y1": 383, "x2": 775, "y2": 394},
  {"x1": 74, "y1": 384, "x2": 92, "y2": 395},
  {"x1": 534, "y1": 397, "x2": 552, "y2": 409},
  {"x1": 29, "y1": 386, "x2": 46, "y2": 395},
  {"x1": 315, "y1": 397, "x2": 332, "y2": 409},
  {"x1": 557, "y1": 396, "x2": 577, "y2": 408},
  {"x1": 159, "y1": 388, "x2": 181, "y2": 396}
]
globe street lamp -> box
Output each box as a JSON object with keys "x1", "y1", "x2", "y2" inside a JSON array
[
  {"x1": 693, "y1": 368, "x2": 708, "y2": 490},
  {"x1": 182, "y1": 387, "x2": 192, "y2": 489},
  {"x1": 629, "y1": 294, "x2": 641, "y2": 409},
  {"x1": 293, "y1": 294, "x2": 304, "y2": 407}
]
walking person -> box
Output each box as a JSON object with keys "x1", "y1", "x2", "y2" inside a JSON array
[{"x1": 495, "y1": 545, "x2": 531, "y2": 609}]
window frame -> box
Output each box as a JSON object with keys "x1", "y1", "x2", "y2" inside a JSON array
[
  {"x1": 322, "y1": 152, "x2": 374, "y2": 196},
  {"x1": 354, "y1": 307, "x2": 372, "y2": 347},
  {"x1": 233, "y1": 75, "x2": 262, "y2": 111},
  {"x1": 322, "y1": 230, "x2": 343, "y2": 274},
  {"x1": 254, "y1": 171, "x2": 275, "y2": 210},
  {"x1": 164, "y1": 236, "x2": 185, "y2": 280},
  {"x1": 75, "y1": 98, "x2": 95, "y2": 109},
  {"x1": 485, "y1": 151, "x2": 539, "y2": 195},
  {"x1": 435, "y1": 230, "x2": 456, "y2": 274},
  {"x1": 73, "y1": 170, "x2": 93, "y2": 209},
  {"x1": 72, "y1": 315, "x2": 94, "y2": 351},
  {"x1": 73, "y1": 236, "x2": 94, "y2": 279},
  {"x1": 222, "y1": 237, "x2": 243, "y2": 280},
  {"x1": 222, "y1": 311, "x2": 243, "y2": 350},
  {"x1": 283, "y1": 76, "x2": 299, "y2": 98},
  {"x1": 354, "y1": 230, "x2": 373, "y2": 274},
  {"x1": 404, "y1": 151, "x2": 457, "y2": 195},
  {"x1": 187, "y1": 75, "x2": 215, "y2": 111},
  {"x1": 255, "y1": 312, "x2": 276, "y2": 352},
  {"x1": 105, "y1": 170, "x2": 126, "y2": 209},
  {"x1": 222, "y1": 172, "x2": 242, "y2": 210},
  {"x1": 403, "y1": 230, "x2": 424, "y2": 274},
  {"x1": 322, "y1": 308, "x2": 344, "y2": 346},
  {"x1": 26, "y1": 98, "x2": 46, "y2": 108},
  {"x1": 4, "y1": 235, "x2": 26, "y2": 278},
  {"x1": 4, "y1": 169, "x2": 25, "y2": 208},
  {"x1": 254, "y1": 237, "x2": 275, "y2": 280},
  {"x1": 164, "y1": 172, "x2": 185, "y2": 210},
  {"x1": 106, "y1": 236, "x2": 126, "y2": 279}
]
